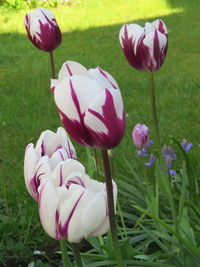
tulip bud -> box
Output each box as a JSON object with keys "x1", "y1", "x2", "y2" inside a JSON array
[
  {"x1": 119, "y1": 19, "x2": 168, "y2": 72},
  {"x1": 24, "y1": 127, "x2": 76, "y2": 201},
  {"x1": 52, "y1": 61, "x2": 126, "y2": 149},
  {"x1": 38, "y1": 159, "x2": 117, "y2": 243},
  {"x1": 24, "y1": 7, "x2": 62, "y2": 52},
  {"x1": 132, "y1": 124, "x2": 149, "y2": 148}
]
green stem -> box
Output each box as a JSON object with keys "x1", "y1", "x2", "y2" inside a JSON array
[
  {"x1": 71, "y1": 243, "x2": 84, "y2": 267},
  {"x1": 148, "y1": 72, "x2": 161, "y2": 155},
  {"x1": 101, "y1": 149, "x2": 123, "y2": 267},
  {"x1": 60, "y1": 239, "x2": 72, "y2": 267},
  {"x1": 86, "y1": 147, "x2": 94, "y2": 177},
  {"x1": 49, "y1": 51, "x2": 55, "y2": 79},
  {"x1": 93, "y1": 148, "x2": 100, "y2": 179}
]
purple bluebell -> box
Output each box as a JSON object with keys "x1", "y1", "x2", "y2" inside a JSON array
[
  {"x1": 162, "y1": 146, "x2": 177, "y2": 176},
  {"x1": 145, "y1": 154, "x2": 156, "y2": 166},
  {"x1": 137, "y1": 140, "x2": 154, "y2": 157},
  {"x1": 181, "y1": 139, "x2": 192, "y2": 152},
  {"x1": 169, "y1": 169, "x2": 176, "y2": 176}
]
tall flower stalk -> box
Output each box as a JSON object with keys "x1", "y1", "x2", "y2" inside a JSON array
[
  {"x1": 148, "y1": 72, "x2": 162, "y2": 155},
  {"x1": 60, "y1": 239, "x2": 73, "y2": 267},
  {"x1": 71, "y1": 243, "x2": 84, "y2": 267},
  {"x1": 101, "y1": 150, "x2": 123, "y2": 267},
  {"x1": 49, "y1": 51, "x2": 55, "y2": 79}
]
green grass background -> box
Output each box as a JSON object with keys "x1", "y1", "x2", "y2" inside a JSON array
[{"x1": 1, "y1": 0, "x2": 200, "y2": 265}]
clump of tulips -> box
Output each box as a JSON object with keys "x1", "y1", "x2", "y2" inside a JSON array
[{"x1": 24, "y1": 6, "x2": 199, "y2": 267}]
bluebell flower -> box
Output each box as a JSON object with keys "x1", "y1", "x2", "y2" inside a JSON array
[
  {"x1": 169, "y1": 169, "x2": 176, "y2": 176},
  {"x1": 137, "y1": 140, "x2": 154, "y2": 157},
  {"x1": 145, "y1": 154, "x2": 156, "y2": 167},
  {"x1": 181, "y1": 139, "x2": 192, "y2": 152},
  {"x1": 162, "y1": 146, "x2": 176, "y2": 160},
  {"x1": 162, "y1": 146, "x2": 177, "y2": 176}
]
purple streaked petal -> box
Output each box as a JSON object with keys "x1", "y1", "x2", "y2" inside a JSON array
[
  {"x1": 24, "y1": 143, "x2": 39, "y2": 200},
  {"x1": 88, "y1": 67, "x2": 119, "y2": 90},
  {"x1": 55, "y1": 185, "x2": 85, "y2": 241},
  {"x1": 51, "y1": 159, "x2": 85, "y2": 187},
  {"x1": 38, "y1": 180, "x2": 59, "y2": 239},
  {"x1": 84, "y1": 89, "x2": 125, "y2": 149},
  {"x1": 58, "y1": 61, "x2": 89, "y2": 81}
]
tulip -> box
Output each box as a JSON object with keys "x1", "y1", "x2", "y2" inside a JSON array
[
  {"x1": 24, "y1": 7, "x2": 62, "y2": 52},
  {"x1": 132, "y1": 124, "x2": 149, "y2": 148},
  {"x1": 51, "y1": 61, "x2": 125, "y2": 149},
  {"x1": 38, "y1": 159, "x2": 117, "y2": 243},
  {"x1": 119, "y1": 19, "x2": 168, "y2": 72},
  {"x1": 24, "y1": 127, "x2": 76, "y2": 201}
]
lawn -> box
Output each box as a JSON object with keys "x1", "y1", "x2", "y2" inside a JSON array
[{"x1": 1, "y1": 0, "x2": 200, "y2": 266}]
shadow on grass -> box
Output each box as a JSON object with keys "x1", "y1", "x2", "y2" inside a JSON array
[
  {"x1": 1, "y1": 7, "x2": 200, "y2": 266},
  {"x1": 166, "y1": 0, "x2": 200, "y2": 10}
]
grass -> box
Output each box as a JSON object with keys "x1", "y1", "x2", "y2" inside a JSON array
[{"x1": 1, "y1": 0, "x2": 200, "y2": 265}]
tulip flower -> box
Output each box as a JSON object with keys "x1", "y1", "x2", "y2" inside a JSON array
[
  {"x1": 51, "y1": 61, "x2": 125, "y2": 149},
  {"x1": 24, "y1": 127, "x2": 76, "y2": 201},
  {"x1": 119, "y1": 19, "x2": 168, "y2": 72},
  {"x1": 132, "y1": 124, "x2": 149, "y2": 149},
  {"x1": 38, "y1": 159, "x2": 117, "y2": 243},
  {"x1": 24, "y1": 7, "x2": 62, "y2": 52}
]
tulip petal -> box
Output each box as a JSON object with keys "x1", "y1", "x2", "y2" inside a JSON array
[
  {"x1": 54, "y1": 76, "x2": 103, "y2": 146},
  {"x1": 119, "y1": 24, "x2": 145, "y2": 70},
  {"x1": 24, "y1": 144, "x2": 39, "y2": 200},
  {"x1": 58, "y1": 61, "x2": 89, "y2": 80},
  {"x1": 84, "y1": 88, "x2": 125, "y2": 149},
  {"x1": 151, "y1": 19, "x2": 167, "y2": 35},
  {"x1": 51, "y1": 159, "x2": 85, "y2": 187},
  {"x1": 35, "y1": 130, "x2": 59, "y2": 157},
  {"x1": 143, "y1": 30, "x2": 167, "y2": 71},
  {"x1": 56, "y1": 184, "x2": 85, "y2": 241},
  {"x1": 56, "y1": 127, "x2": 76, "y2": 159},
  {"x1": 38, "y1": 179, "x2": 59, "y2": 239},
  {"x1": 81, "y1": 192, "x2": 107, "y2": 237},
  {"x1": 88, "y1": 67, "x2": 119, "y2": 90}
]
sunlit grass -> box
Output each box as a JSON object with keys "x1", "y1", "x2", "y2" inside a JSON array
[{"x1": 0, "y1": 0, "x2": 183, "y2": 34}]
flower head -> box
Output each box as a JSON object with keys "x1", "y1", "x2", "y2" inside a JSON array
[
  {"x1": 24, "y1": 127, "x2": 76, "y2": 201},
  {"x1": 24, "y1": 7, "x2": 62, "y2": 52},
  {"x1": 38, "y1": 159, "x2": 117, "y2": 243},
  {"x1": 181, "y1": 139, "x2": 192, "y2": 152},
  {"x1": 51, "y1": 61, "x2": 125, "y2": 149},
  {"x1": 145, "y1": 154, "x2": 156, "y2": 167},
  {"x1": 162, "y1": 146, "x2": 176, "y2": 175},
  {"x1": 119, "y1": 19, "x2": 168, "y2": 72},
  {"x1": 132, "y1": 124, "x2": 149, "y2": 148}
]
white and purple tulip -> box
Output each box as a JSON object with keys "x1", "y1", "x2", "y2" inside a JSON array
[
  {"x1": 24, "y1": 7, "x2": 62, "y2": 52},
  {"x1": 51, "y1": 61, "x2": 125, "y2": 149},
  {"x1": 38, "y1": 159, "x2": 117, "y2": 243},
  {"x1": 132, "y1": 124, "x2": 149, "y2": 148},
  {"x1": 24, "y1": 127, "x2": 76, "y2": 201},
  {"x1": 119, "y1": 19, "x2": 168, "y2": 72}
]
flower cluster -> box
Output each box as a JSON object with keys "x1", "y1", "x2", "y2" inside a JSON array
[{"x1": 24, "y1": 128, "x2": 117, "y2": 243}]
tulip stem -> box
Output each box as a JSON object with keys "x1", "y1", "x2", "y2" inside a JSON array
[
  {"x1": 71, "y1": 243, "x2": 84, "y2": 267},
  {"x1": 101, "y1": 149, "x2": 123, "y2": 267},
  {"x1": 49, "y1": 51, "x2": 55, "y2": 79},
  {"x1": 148, "y1": 72, "x2": 161, "y2": 155},
  {"x1": 60, "y1": 239, "x2": 72, "y2": 267}
]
